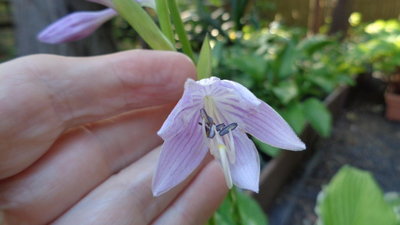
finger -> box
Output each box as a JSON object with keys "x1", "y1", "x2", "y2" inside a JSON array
[
  {"x1": 51, "y1": 148, "x2": 210, "y2": 225},
  {"x1": 0, "y1": 50, "x2": 195, "y2": 178},
  {"x1": 152, "y1": 161, "x2": 228, "y2": 225},
  {"x1": 0, "y1": 105, "x2": 172, "y2": 225}
]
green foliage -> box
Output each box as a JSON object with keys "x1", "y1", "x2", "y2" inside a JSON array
[
  {"x1": 211, "y1": 188, "x2": 268, "y2": 225},
  {"x1": 350, "y1": 19, "x2": 400, "y2": 75},
  {"x1": 214, "y1": 25, "x2": 355, "y2": 143},
  {"x1": 197, "y1": 35, "x2": 212, "y2": 79},
  {"x1": 236, "y1": 190, "x2": 268, "y2": 225},
  {"x1": 316, "y1": 166, "x2": 400, "y2": 225},
  {"x1": 280, "y1": 102, "x2": 307, "y2": 134},
  {"x1": 253, "y1": 138, "x2": 281, "y2": 157},
  {"x1": 113, "y1": 0, "x2": 175, "y2": 51},
  {"x1": 303, "y1": 98, "x2": 332, "y2": 137}
]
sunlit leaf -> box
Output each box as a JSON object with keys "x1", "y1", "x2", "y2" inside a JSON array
[
  {"x1": 113, "y1": 0, "x2": 174, "y2": 51},
  {"x1": 316, "y1": 166, "x2": 399, "y2": 225}
]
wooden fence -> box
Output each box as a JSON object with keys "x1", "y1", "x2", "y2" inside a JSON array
[{"x1": 266, "y1": 0, "x2": 400, "y2": 27}]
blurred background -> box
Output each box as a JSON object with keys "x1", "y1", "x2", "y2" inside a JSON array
[{"x1": 1, "y1": 1, "x2": 399, "y2": 225}]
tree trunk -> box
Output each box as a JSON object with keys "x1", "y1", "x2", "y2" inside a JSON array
[
  {"x1": 11, "y1": 0, "x2": 116, "y2": 56},
  {"x1": 328, "y1": 0, "x2": 353, "y2": 37},
  {"x1": 308, "y1": 0, "x2": 323, "y2": 35}
]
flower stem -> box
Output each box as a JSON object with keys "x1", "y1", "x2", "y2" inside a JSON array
[
  {"x1": 155, "y1": 0, "x2": 175, "y2": 45},
  {"x1": 229, "y1": 187, "x2": 243, "y2": 224},
  {"x1": 113, "y1": 0, "x2": 175, "y2": 51},
  {"x1": 168, "y1": 0, "x2": 195, "y2": 61},
  {"x1": 207, "y1": 214, "x2": 217, "y2": 225}
]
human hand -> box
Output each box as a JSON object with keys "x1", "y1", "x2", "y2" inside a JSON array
[{"x1": 0, "y1": 50, "x2": 228, "y2": 225}]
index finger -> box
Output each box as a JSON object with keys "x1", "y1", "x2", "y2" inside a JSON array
[{"x1": 0, "y1": 50, "x2": 196, "y2": 178}]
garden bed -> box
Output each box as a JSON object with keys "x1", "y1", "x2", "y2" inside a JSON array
[{"x1": 253, "y1": 85, "x2": 350, "y2": 211}]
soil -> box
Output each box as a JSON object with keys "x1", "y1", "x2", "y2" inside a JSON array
[{"x1": 267, "y1": 77, "x2": 400, "y2": 225}]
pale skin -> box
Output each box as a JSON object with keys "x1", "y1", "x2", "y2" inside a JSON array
[{"x1": 0, "y1": 50, "x2": 228, "y2": 225}]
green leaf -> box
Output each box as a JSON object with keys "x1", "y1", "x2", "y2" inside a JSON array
[
  {"x1": 197, "y1": 35, "x2": 212, "y2": 79},
  {"x1": 298, "y1": 35, "x2": 334, "y2": 56},
  {"x1": 277, "y1": 41, "x2": 297, "y2": 78},
  {"x1": 209, "y1": 0, "x2": 223, "y2": 6},
  {"x1": 236, "y1": 190, "x2": 269, "y2": 225},
  {"x1": 253, "y1": 138, "x2": 281, "y2": 157},
  {"x1": 385, "y1": 192, "x2": 400, "y2": 219},
  {"x1": 213, "y1": 196, "x2": 236, "y2": 225},
  {"x1": 316, "y1": 166, "x2": 399, "y2": 225},
  {"x1": 228, "y1": 54, "x2": 266, "y2": 81},
  {"x1": 113, "y1": 0, "x2": 175, "y2": 51},
  {"x1": 155, "y1": 0, "x2": 175, "y2": 44},
  {"x1": 280, "y1": 103, "x2": 307, "y2": 134},
  {"x1": 303, "y1": 98, "x2": 332, "y2": 137},
  {"x1": 168, "y1": 0, "x2": 194, "y2": 61},
  {"x1": 272, "y1": 80, "x2": 298, "y2": 105}
]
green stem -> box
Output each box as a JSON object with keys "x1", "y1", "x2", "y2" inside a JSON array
[
  {"x1": 229, "y1": 188, "x2": 242, "y2": 225},
  {"x1": 168, "y1": 0, "x2": 195, "y2": 61},
  {"x1": 155, "y1": 0, "x2": 175, "y2": 45},
  {"x1": 207, "y1": 214, "x2": 217, "y2": 225},
  {"x1": 113, "y1": 0, "x2": 175, "y2": 51}
]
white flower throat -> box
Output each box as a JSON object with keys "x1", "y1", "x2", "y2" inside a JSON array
[{"x1": 201, "y1": 96, "x2": 238, "y2": 188}]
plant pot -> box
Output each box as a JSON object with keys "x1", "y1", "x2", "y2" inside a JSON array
[{"x1": 385, "y1": 85, "x2": 400, "y2": 121}]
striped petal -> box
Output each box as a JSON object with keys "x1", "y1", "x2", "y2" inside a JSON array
[
  {"x1": 230, "y1": 132, "x2": 260, "y2": 192},
  {"x1": 244, "y1": 101, "x2": 306, "y2": 150},
  {"x1": 152, "y1": 113, "x2": 208, "y2": 196},
  {"x1": 37, "y1": 8, "x2": 117, "y2": 44},
  {"x1": 158, "y1": 79, "x2": 203, "y2": 140}
]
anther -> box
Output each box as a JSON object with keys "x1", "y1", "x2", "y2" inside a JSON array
[
  {"x1": 200, "y1": 108, "x2": 213, "y2": 125},
  {"x1": 216, "y1": 123, "x2": 225, "y2": 131},
  {"x1": 218, "y1": 123, "x2": 238, "y2": 136}
]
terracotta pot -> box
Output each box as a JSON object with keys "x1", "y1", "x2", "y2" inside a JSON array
[{"x1": 385, "y1": 85, "x2": 400, "y2": 121}]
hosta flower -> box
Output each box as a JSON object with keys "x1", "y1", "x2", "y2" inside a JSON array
[
  {"x1": 152, "y1": 77, "x2": 305, "y2": 196},
  {"x1": 88, "y1": 0, "x2": 155, "y2": 9},
  {"x1": 37, "y1": 8, "x2": 117, "y2": 44},
  {"x1": 37, "y1": 0, "x2": 155, "y2": 44}
]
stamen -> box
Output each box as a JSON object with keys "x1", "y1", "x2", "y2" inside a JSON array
[
  {"x1": 218, "y1": 122, "x2": 238, "y2": 136},
  {"x1": 200, "y1": 108, "x2": 213, "y2": 125},
  {"x1": 227, "y1": 130, "x2": 236, "y2": 163},
  {"x1": 218, "y1": 144, "x2": 233, "y2": 189},
  {"x1": 207, "y1": 124, "x2": 216, "y2": 138},
  {"x1": 216, "y1": 123, "x2": 225, "y2": 131}
]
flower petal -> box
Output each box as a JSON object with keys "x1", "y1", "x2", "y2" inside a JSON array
[
  {"x1": 245, "y1": 101, "x2": 306, "y2": 151},
  {"x1": 37, "y1": 8, "x2": 116, "y2": 44},
  {"x1": 158, "y1": 79, "x2": 203, "y2": 139},
  {"x1": 230, "y1": 132, "x2": 260, "y2": 192},
  {"x1": 152, "y1": 114, "x2": 208, "y2": 196},
  {"x1": 87, "y1": 0, "x2": 113, "y2": 8},
  {"x1": 87, "y1": 0, "x2": 156, "y2": 9}
]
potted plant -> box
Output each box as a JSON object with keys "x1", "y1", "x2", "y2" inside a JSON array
[
  {"x1": 385, "y1": 71, "x2": 400, "y2": 121},
  {"x1": 354, "y1": 19, "x2": 400, "y2": 121}
]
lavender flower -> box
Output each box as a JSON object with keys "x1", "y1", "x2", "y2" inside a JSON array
[
  {"x1": 37, "y1": 8, "x2": 117, "y2": 44},
  {"x1": 37, "y1": 0, "x2": 155, "y2": 44},
  {"x1": 152, "y1": 77, "x2": 305, "y2": 196},
  {"x1": 88, "y1": 0, "x2": 155, "y2": 9}
]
